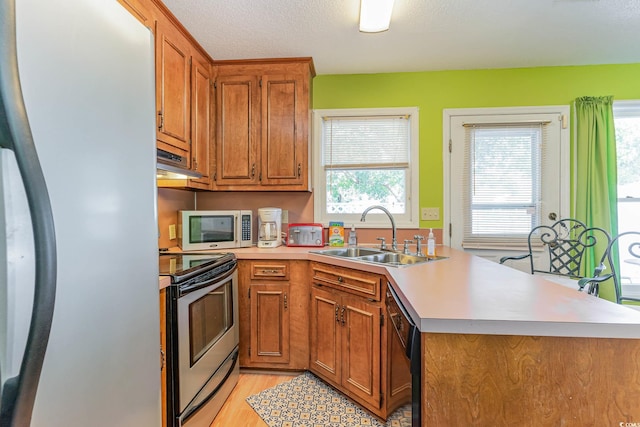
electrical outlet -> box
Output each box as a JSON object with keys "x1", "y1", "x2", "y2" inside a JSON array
[
  {"x1": 169, "y1": 224, "x2": 176, "y2": 240},
  {"x1": 421, "y1": 207, "x2": 440, "y2": 221},
  {"x1": 282, "y1": 209, "x2": 289, "y2": 224}
]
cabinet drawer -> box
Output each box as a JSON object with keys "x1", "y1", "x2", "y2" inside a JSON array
[
  {"x1": 311, "y1": 262, "x2": 382, "y2": 301},
  {"x1": 250, "y1": 261, "x2": 289, "y2": 280}
]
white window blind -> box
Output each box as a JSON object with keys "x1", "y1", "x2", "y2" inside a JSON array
[
  {"x1": 312, "y1": 107, "x2": 419, "y2": 227},
  {"x1": 462, "y1": 122, "x2": 549, "y2": 248},
  {"x1": 322, "y1": 116, "x2": 410, "y2": 169}
]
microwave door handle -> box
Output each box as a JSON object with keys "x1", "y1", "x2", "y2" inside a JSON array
[{"x1": 0, "y1": 2, "x2": 57, "y2": 425}]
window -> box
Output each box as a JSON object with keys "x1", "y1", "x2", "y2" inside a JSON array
[
  {"x1": 613, "y1": 101, "x2": 640, "y2": 290},
  {"x1": 445, "y1": 106, "x2": 570, "y2": 262},
  {"x1": 462, "y1": 122, "x2": 546, "y2": 245},
  {"x1": 312, "y1": 108, "x2": 419, "y2": 227}
]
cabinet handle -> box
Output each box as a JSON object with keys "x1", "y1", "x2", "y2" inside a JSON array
[
  {"x1": 335, "y1": 306, "x2": 339, "y2": 323},
  {"x1": 261, "y1": 269, "x2": 279, "y2": 274},
  {"x1": 340, "y1": 306, "x2": 345, "y2": 326},
  {"x1": 157, "y1": 111, "x2": 164, "y2": 130},
  {"x1": 284, "y1": 292, "x2": 288, "y2": 309},
  {"x1": 337, "y1": 276, "x2": 344, "y2": 283},
  {"x1": 160, "y1": 349, "x2": 165, "y2": 371},
  {"x1": 297, "y1": 163, "x2": 301, "y2": 177},
  {"x1": 192, "y1": 159, "x2": 198, "y2": 170},
  {"x1": 251, "y1": 163, "x2": 256, "y2": 178}
]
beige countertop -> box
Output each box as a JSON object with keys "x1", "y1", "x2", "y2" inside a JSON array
[{"x1": 162, "y1": 244, "x2": 640, "y2": 338}]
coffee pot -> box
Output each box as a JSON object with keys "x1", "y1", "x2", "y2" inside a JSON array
[{"x1": 257, "y1": 207, "x2": 282, "y2": 248}]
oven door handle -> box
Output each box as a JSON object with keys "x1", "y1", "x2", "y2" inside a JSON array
[{"x1": 178, "y1": 262, "x2": 237, "y2": 296}]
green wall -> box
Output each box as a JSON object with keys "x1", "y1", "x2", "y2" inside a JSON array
[{"x1": 312, "y1": 63, "x2": 640, "y2": 229}]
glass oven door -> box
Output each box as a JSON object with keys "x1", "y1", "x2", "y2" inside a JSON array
[{"x1": 177, "y1": 270, "x2": 239, "y2": 412}]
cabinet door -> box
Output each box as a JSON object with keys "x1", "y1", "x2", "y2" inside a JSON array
[
  {"x1": 188, "y1": 52, "x2": 212, "y2": 188},
  {"x1": 214, "y1": 74, "x2": 260, "y2": 187},
  {"x1": 309, "y1": 286, "x2": 341, "y2": 385},
  {"x1": 156, "y1": 16, "x2": 191, "y2": 158},
  {"x1": 260, "y1": 74, "x2": 307, "y2": 189},
  {"x1": 341, "y1": 295, "x2": 382, "y2": 409},
  {"x1": 249, "y1": 283, "x2": 290, "y2": 364}
]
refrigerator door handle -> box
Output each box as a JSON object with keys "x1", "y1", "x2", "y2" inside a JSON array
[{"x1": 0, "y1": 0, "x2": 58, "y2": 425}]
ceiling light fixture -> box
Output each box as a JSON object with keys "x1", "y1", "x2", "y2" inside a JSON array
[{"x1": 359, "y1": 0, "x2": 395, "y2": 33}]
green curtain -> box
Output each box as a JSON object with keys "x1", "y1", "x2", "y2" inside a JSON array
[{"x1": 574, "y1": 96, "x2": 618, "y2": 301}]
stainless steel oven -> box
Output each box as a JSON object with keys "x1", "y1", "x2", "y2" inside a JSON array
[
  {"x1": 386, "y1": 283, "x2": 421, "y2": 427},
  {"x1": 160, "y1": 252, "x2": 239, "y2": 427}
]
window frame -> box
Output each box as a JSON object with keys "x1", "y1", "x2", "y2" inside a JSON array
[
  {"x1": 443, "y1": 105, "x2": 570, "y2": 249},
  {"x1": 312, "y1": 107, "x2": 420, "y2": 228},
  {"x1": 613, "y1": 100, "x2": 640, "y2": 292}
]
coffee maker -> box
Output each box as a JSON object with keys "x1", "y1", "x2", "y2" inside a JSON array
[{"x1": 257, "y1": 207, "x2": 282, "y2": 248}]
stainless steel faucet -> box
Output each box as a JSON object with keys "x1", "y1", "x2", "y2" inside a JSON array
[{"x1": 360, "y1": 205, "x2": 398, "y2": 251}]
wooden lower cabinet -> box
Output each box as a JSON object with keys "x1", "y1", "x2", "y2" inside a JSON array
[
  {"x1": 309, "y1": 261, "x2": 407, "y2": 420},
  {"x1": 310, "y1": 285, "x2": 382, "y2": 411},
  {"x1": 238, "y1": 259, "x2": 309, "y2": 369},
  {"x1": 249, "y1": 283, "x2": 290, "y2": 363}
]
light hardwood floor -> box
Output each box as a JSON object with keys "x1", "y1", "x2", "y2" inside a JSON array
[{"x1": 210, "y1": 370, "x2": 299, "y2": 427}]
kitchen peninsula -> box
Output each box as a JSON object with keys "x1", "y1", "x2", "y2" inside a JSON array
[{"x1": 225, "y1": 245, "x2": 640, "y2": 426}]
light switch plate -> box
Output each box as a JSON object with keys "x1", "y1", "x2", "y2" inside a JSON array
[
  {"x1": 282, "y1": 209, "x2": 289, "y2": 223},
  {"x1": 169, "y1": 224, "x2": 176, "y2": 240},
  {"x1": 421, "y1": 207, "x2": 440, "y2": 221}
]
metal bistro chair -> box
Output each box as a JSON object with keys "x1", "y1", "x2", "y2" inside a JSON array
[
  {"x1": 578, "y1": 231, "x2": 640, "y2": 306},
  {"x1": 499, "y1": 218, "x2": 612, "y2": 288}
]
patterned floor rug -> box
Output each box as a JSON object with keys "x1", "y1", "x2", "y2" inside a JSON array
[{"x1": 246, "y1": 371, "x2": 411, "y2": 427}]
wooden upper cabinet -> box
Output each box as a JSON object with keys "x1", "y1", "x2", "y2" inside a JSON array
[
  {"x1": 188, "y1": 51, "x2": 213, "y2": 189},
  {"x1": 156, "y1": 15, "x2": 191, "y2": 160},
  {"x1": 213, "y1": 59, "x2": 314, "y2": 191},
  {"x1": 215, "y1": 74, "x2": 260, "y2": 186},
  {"x1": 261, "y1": 74, "x2": 307, "y2": 187}
]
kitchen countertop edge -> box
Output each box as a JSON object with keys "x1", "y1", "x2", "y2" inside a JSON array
[{"x1": 160, "y1": 245, "x2": 640, "y2": 338}]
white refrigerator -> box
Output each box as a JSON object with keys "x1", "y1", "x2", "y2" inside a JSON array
[{"x1": 0, "y1": 0, "x2": 161, "y2": 426}]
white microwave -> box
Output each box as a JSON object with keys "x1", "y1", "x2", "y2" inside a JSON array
[{"x1": 178, "y1": 210, "x2": 253, "y2": 250}]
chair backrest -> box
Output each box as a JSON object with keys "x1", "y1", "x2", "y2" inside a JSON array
[
  {"x1": 602, "y1": 231, "x2": 640, "y2": 305},
  {"x1": 527, "y1": 218, "x2": 611, "y2": 278}
]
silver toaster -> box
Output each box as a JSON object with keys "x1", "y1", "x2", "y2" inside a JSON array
[{"x1": 287, "y1": 223, "x2": 325, "y2": 247}]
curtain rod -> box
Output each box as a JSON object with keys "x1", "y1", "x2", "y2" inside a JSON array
[
  {"x1": 323, "y1": 114, "x2": 410, "y2": 121},
  {"x1": 462, "y1": 120, "x2": 552, "y2": 127}
]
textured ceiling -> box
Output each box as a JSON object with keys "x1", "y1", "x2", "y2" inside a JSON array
[{"x1": 161, "y1": 0, "x2": 640, "y2": 75}]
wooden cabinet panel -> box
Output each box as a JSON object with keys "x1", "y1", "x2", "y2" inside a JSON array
[
  {"x1": 156, "y1": 16, "x2": 191, "y2": 157},
  {"x1": 250, "y1": 284, "x2": 290, "y2": 363},
  {"x1": 310, "y1": 286, "x2": 341, "y2": 384},
  {"x1": 309, "y1": 284, "x2": 383, "y2": 412},
  {"x1": 238, "y1": 260, "x2": 309, "y2": 370},
  {"x1": 213, "y1": 59, "x2": 313, "y2": 191},
  {"x1": 311, "y1": 262, "x2": 383, "y2": 301},
  {"x1": 250, "y1": 262, "x2": 289, "y2": 280},
  {"x1": 309, "y1": 262, "x2": 396, "y2": 417},
  {"x1": 215, "y1": 75, "x2": 260, "y2": 186},
  {"x1": 188, "y1": 52, "x2": 212, "y2": 189},
  {"x1": 260, "y1": 74, "x2": 306, "y2": 187},
  {"x1": 341, "y1": 295, "x2": 381, "y2": 409}
]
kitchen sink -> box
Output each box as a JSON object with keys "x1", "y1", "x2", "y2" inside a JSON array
[
  {"x1": 313, "y1": 247, "x2": 384, "y2": 258},
  {"x1": 311, "y1": 247, "x2": 447, "y2": 267}
]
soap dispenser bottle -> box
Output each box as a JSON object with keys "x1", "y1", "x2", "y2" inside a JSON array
[
  {"x1": 427, "y1": 228, "x2": 436, "y2": 258},
  {"x1": 348, "y1": 224, "x2": 358, "y2": 246}
]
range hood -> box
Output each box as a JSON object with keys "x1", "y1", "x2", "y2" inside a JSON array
[{"x1": 157, "y1": 148, "x2": 202, "y2": 179}]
